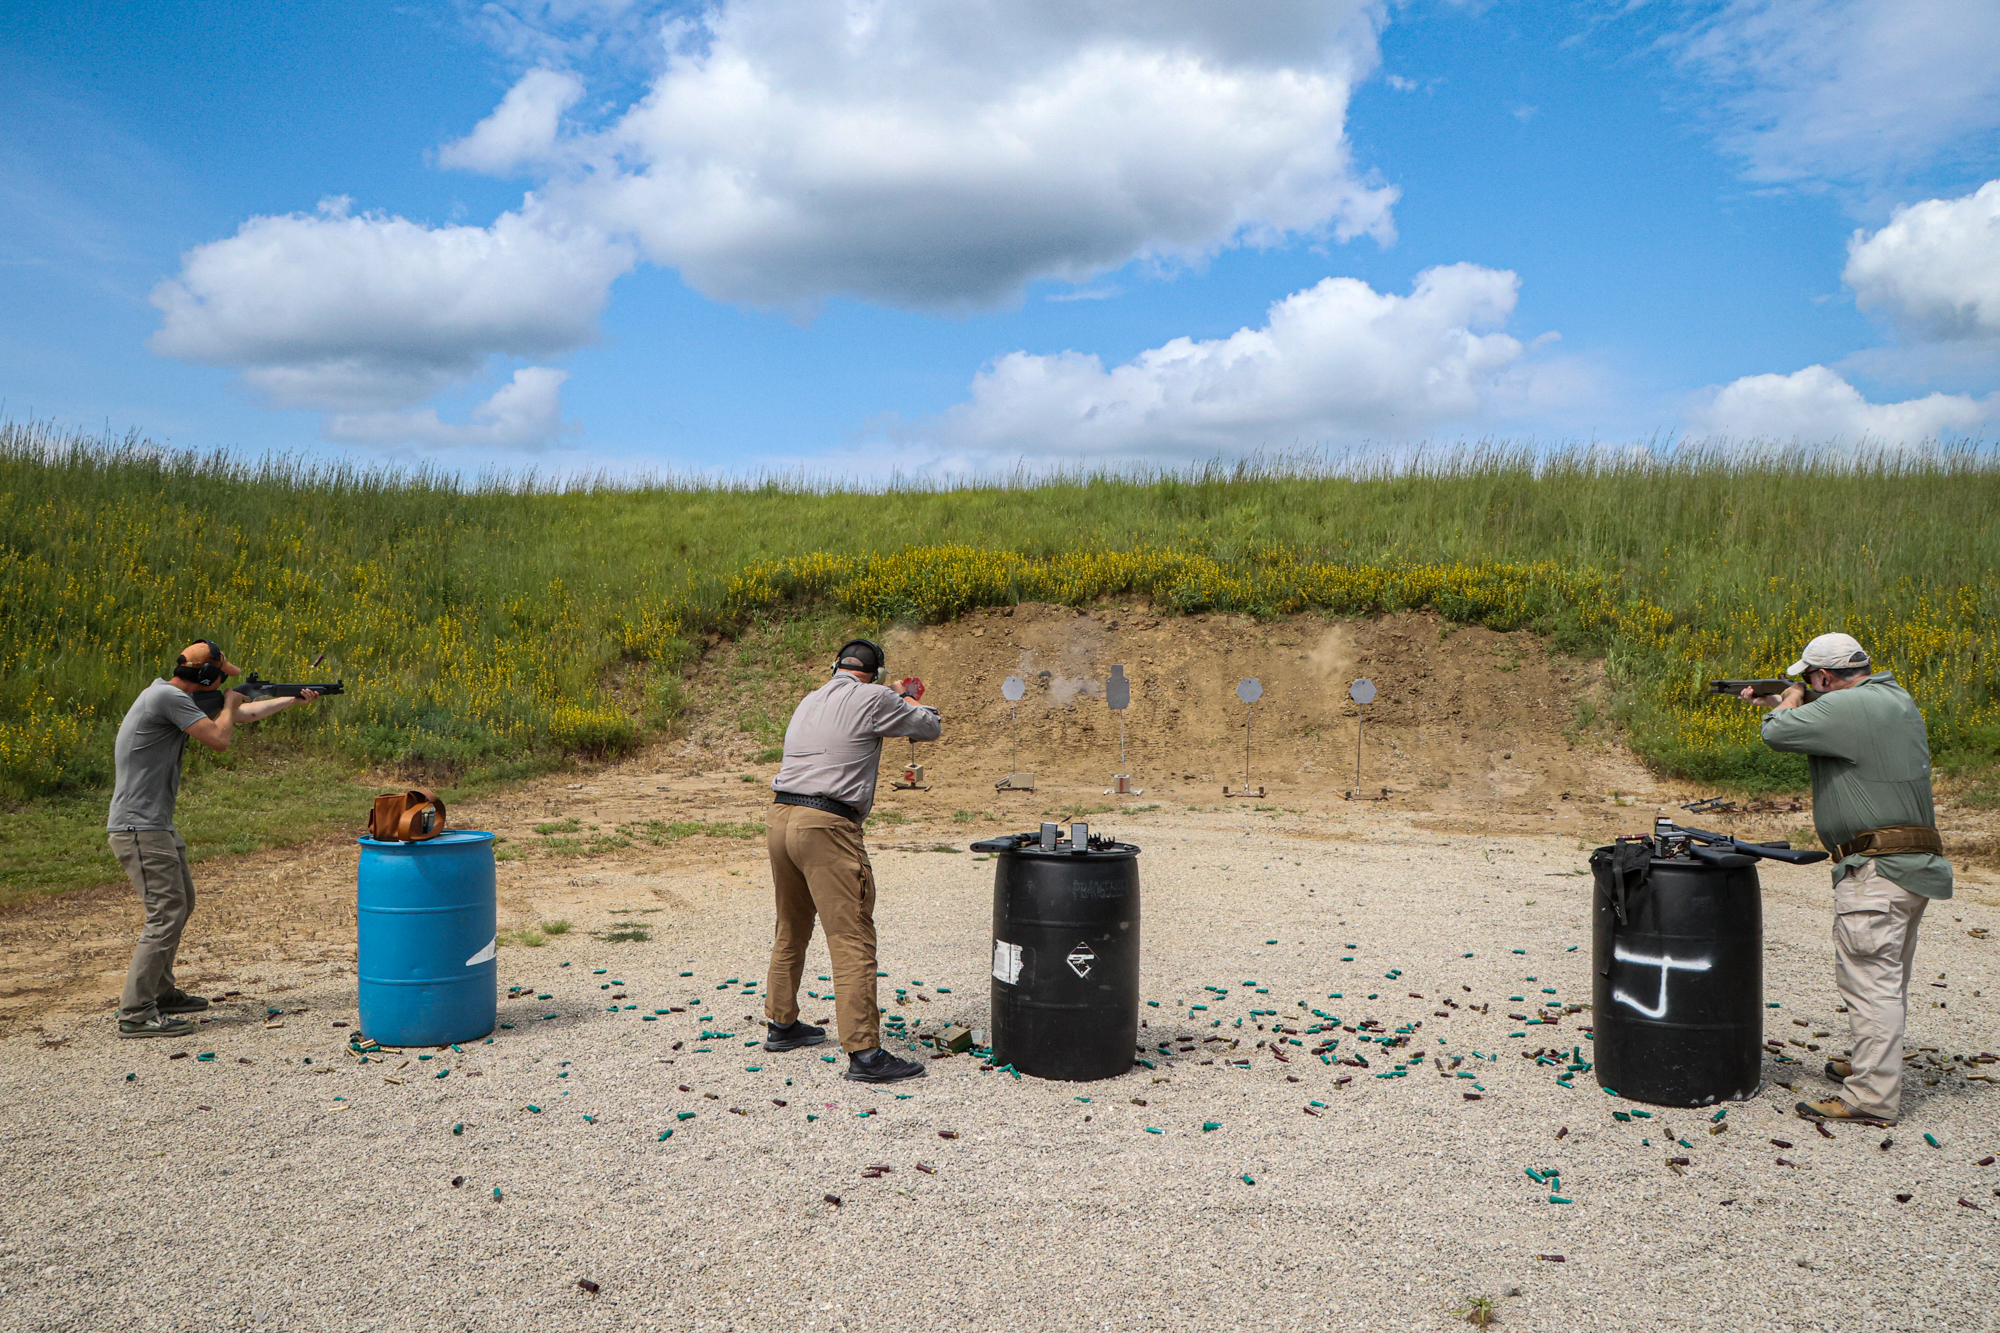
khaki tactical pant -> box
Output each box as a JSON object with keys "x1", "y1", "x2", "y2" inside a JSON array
[
  {"x1": 111, "y1": 829, "x2": 196, "y2": 1022},
  {"x1": 1833, "y1": 858, "x2": 1929, "y2": 1121},
  {"x1": 764, "y1": 803, "x2": 880, "y2": 1053}
]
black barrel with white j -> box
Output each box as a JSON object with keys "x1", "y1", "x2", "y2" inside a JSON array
[
  {"x1": 1589, "y1": 844, "x2": 1763, "y2": 1106},
  {"x1": 974, "y1": 823, "x2": 1140, "y2": 1081}
]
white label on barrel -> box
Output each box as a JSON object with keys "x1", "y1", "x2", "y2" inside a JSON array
[
  {"x1": 1067, "y1": 941, "x2": 1096, "y2": 978},
  {"x1": 465, "y1": 937, "x2": 497, "y2": 967},
  {"x1": 993, "y1": 940, "x2": 1023, "y2": 984}
]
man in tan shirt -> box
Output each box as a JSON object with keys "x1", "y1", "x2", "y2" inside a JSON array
[{"x1": 762, "y1": 639, "x2": 940, "y2": 1083}]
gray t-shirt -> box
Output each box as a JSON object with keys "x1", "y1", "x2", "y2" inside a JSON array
[
  {"x1": 107, "y1": 679, "x2": 209, "y2": 831},
  {"x1": 771, "y1": 675, "x2": 941, "y2": 818}
]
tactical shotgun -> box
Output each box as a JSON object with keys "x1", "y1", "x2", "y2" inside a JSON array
[
  {"x1": 1707, "y1": 678, "x2": 1820, "y2": 703},
  {"x1": 1661, "y1": 822, "x2": 1828, "y2": 865},
  {"x1": 192, "y1": 672, "x2": 345, "y2": 720}
]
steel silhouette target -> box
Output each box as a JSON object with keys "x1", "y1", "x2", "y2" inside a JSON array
[
  {"x1": 1236, "y1": 678, "x2": 1263, "y2": 704},
  {"x1": 1002, "y1": 676, "x2": 1026, "y2": 702},
  {"x1": 1106, "y1": 666, "x2": 1130, "y2": 710},
  {"x1": 1349, "y1": 677, "x2": 1376, "y2": 706}
]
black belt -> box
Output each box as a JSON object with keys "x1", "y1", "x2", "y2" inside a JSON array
[{"x1": 773, "y1": 791, "x2": 862, "y2": 822}]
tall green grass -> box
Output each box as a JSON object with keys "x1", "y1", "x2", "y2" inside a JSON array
[{"x1": 3, "y1": 417, "x2": 1995, "y2": 815}]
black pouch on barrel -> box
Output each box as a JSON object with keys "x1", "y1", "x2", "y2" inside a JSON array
[
  {"x1": 1603, "y1": 840, "x2": 1653, "y2": 926},
  {"x1": 367, "y1": 790, "x2": 447, "y2": 841}
]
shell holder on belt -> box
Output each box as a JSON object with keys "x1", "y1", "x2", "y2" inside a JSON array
[
  {"x1": 1834, "y1": 824, "x2": 1943, "y2": 859},
  {"x1": 368, "y1": 790, "x2": 447, "y2": 842}
]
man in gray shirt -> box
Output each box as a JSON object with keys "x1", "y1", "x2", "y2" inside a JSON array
[
  {"x1": 108, "y1": 641, "x2": 321, "y2": 1038},
  {"x1": 762, "y1": 638, "x2": 940, "y2": 1083}
]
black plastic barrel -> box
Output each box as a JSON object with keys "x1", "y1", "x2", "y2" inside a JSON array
[
  {"x1": 973, "y1": 824, "x2": 1140, "y2": 1081},
  {"x1": 1590, "y1": 844, "x2": 1763, "y2": 1106}
]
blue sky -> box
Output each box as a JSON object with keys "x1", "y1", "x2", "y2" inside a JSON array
[{"x1": 4, "y1": 1, "x2": 1997, "y2": 478}]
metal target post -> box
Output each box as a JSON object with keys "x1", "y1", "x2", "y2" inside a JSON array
[
  {"x1": 1345, "y1": 677, "x2": 1386, "y2": 801},
  {"x1": 1226, "y1": 678, "x2": 1264, "y2": 798},
  {"x1": 1104, "y1": 665, "x2": 1139, "y2": 795},
  {"x1": 996, "y1": 676, "x2": 1033, "y2": 792}
]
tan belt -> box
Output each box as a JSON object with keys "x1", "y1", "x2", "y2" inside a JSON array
[{"x1": 1834, "y1": 824, "x2": 1943, "y2": 859}]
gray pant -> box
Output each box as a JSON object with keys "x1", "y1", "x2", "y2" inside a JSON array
[{"x1": 110, "y1": 829, "x2": 195, "y2": 1022}]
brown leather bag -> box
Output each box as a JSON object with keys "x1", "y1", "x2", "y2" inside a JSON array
[{"x1": 367, "y1": 789, "x2": 447, "y2": 841}]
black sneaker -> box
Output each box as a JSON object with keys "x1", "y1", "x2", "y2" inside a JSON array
[
  {"x1": 764, "y1": 1020, "x2": 827, "y2": 1052},
  {"x1": 843, "y1": 1047, "x2": 926, "y2": 1083},
  {"x1": 158, "y1": 989, "x2": 211, "y2": 1014},
  {"x1": 119, "y1": 1014, "x2": 197, "y2": 1039}
]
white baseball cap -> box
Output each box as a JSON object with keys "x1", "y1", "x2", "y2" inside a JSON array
[{"x1": 1788, "y1": 633, "x2": 1871, "y2": 677}]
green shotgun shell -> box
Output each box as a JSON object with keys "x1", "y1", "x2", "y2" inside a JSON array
[
  {"x1": 1549, "y1": 1195, "x2": 1572, "y2": 1205},
  {"x1": 658, "y1": 1129, "x2": 673, "y2": 1140},
  {"x1": 1923, "y1": 1132, "x2": 1939, "y2": 1147},
  {"x1": 452, "y1": 1123, "x2": 464, "y2": 1135},
  {"x1": 125, "y1": 1073, "x2": 136, "y2": 1082},
  {"x1": 677, "y1": 1111, "x2": 696, "y2": 1120},
  {"x1": 1712, "y1": 1108, "x2": 1728, "y2": 1122},
  {"x1": 1612, "y1": 1112, "x2": 1632, "y2": 1121},
  {"x1": 493, "y1": 1187, "x2": 502, "y2": 1201},
  {"x1": 1203, "y1": 1122, "x2": 1221, "y2": 1131},
  {"x1": 526, "y1": 1104, "x2": 542, "y2": 1113},
  {"x1": 435, "y1": 1069, "x2": 449, "y2": 1079},
  {"x1": 1241, "y1": 1175, "x2": 1255, "y2": 1185},
  {"x1": 583, "y1": 1115, "x2": 595, "y2": 1123}
]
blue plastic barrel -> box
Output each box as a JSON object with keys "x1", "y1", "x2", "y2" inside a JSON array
[{"x1": 357, "y1": 831, "x2": 497, "y2": 1046}]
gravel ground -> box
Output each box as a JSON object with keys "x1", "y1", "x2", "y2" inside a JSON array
[{"x1": 3, "y1": 817, "x2": 1997, "y2": 1333}]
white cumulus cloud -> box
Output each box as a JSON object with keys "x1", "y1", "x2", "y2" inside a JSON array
[
  {"x1": 1674, "y1": 0, "x2": 2000, "y2": 191},
  {"x1": 147, "y1": 198, "x2": 631, "y2": 446},
  {"x1": 438, "y1": 68, "x2": 585, "y2": 175},
  {"x1": 909, "y1": 264, "x2": 1562, "y2": 458},
  {"x1": 1688, "y1": 364, "x2": 1991, "y2": 442},
  {"x1": 324, "y1": 366, "x2": 573, "y2": 451},
  {"x1": 1844, "y1": 179, "x2": 2000, "y2": 343},
  {"x1": 153, "y1": 1, "x2": 1410, "y2": 448},
  {"x1": 524, "y1": 0, "x2": 1398, "y2": 308}
]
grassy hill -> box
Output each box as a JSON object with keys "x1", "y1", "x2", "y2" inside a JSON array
[{"x1": 3, "y1": 417, "x2": 1995, "y2": 899}]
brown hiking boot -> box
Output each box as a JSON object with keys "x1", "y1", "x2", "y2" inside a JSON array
[
  {"x1": 1824, "y1": 1059, "x2": 1853, "y2": 1081},
  {"x1": 1796, "y1": 1097, "x2": 1890, "y2": 1126}
]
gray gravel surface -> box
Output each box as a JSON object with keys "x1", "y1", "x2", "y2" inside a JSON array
[{"x1": 3, "y1": 818, "x2": 1996, "y2": 1333}]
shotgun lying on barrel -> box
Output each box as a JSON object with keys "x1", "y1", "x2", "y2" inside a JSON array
[
  {"x1": 192, "y1": 672, "x2": 346, "y2": 719},
  {"x1": 1650, "y1": 821, "x2": 1829, "y2": 865}
]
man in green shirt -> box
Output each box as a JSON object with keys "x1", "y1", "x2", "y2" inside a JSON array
[{"x1": 1747, "y1": 633, "x2": 1951, "y2": 1124}]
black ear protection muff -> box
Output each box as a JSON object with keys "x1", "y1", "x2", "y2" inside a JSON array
[
  {"x1": 173, "y1": 639, "x2": 226, "y2": 689},
  {"x1": 832, "y1": 638, "x2": 886, "y2": 684}
]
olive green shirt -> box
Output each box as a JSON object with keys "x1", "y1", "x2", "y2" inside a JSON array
[{"x1": 1759, "y1": 670, "x2": 1952, "y2": 900}]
